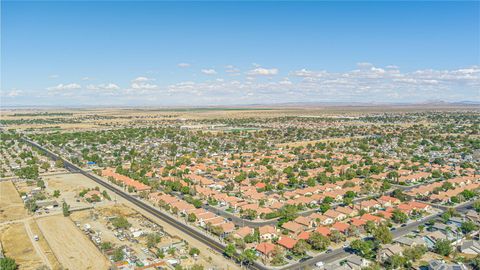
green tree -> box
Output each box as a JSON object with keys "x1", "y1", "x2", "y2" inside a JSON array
[
  {"x1": 53, "y1": 190, "x2": 60, "y2": 198},
  {"x1": 240, "y1": 249, "x2": 257, "y2": 266},
  {"x1": 373, "y1": 224, "x2": 393, "y2": 244},
  {"x1": 100, "y1": 241, "x2": 112, "y2": 251},
  {"x1": 329, "y1": 230, "x2": 346, "y2": 243},
  {"x1": 224, "y1": 244, "x2": 236, "y2": 258},
  {"x1": 25, "y1": 199, "x2": 37, "y2": 213},
  {"x1": 434, "y1": 239, "x2": 452, "y2": 256},
  {"x1": 391, "y1": 209, "x2": 408, "y2": 224},
  {"x1": 0, "y1": 256, "x2": 18, "y2": 270},
  {"x1": 385, "y1": 254, "x2": 407, "y2": 269},
  {"x1": 279, "y1": 205, "x2": 298, "y2": 223},
  {"x1": 187, "y1": 213, "x2": 197, "y2": 223},
  {"x1": 403, "y1": 245, "x2": 427, "y2": 262},
  {"x1": 292, "y1": 239, "x2": 309, "y2": 256},
  {"x1": 189, "y1": 247, "x2": 200, "y2": 256},
  {"x1": 307, "y1": 232, "x2": 330, "y2": 251},
  {"x1": 55, "y1": 159, "x2": 64, "y2": 168},
  {"x1": 473, "y1": 200, "x2": 480, "y2": 213},
  {"x1": 242, "y1": 209, "x2": 258, "y2": 220},
  {"x1": 191, "y1": 264, "x2": 204, "y2": 270},
  {"x1": 112, "y1": 248, "x2": 124, "y2": 262},
  {"x1": 461, "y1": 221, "x2": 478, "y2": 234},
  {"x1": 146, "y1": 233, "x2": 162, "y2": 248},
  {"x1": 62, "y1": 200, "x2": 70, "y2": 217},
  {"x1": 111, "y1": 216, "x2": 130, "y2": 229},
  {"x1": 391, "y1": 189, "x2": 407, "y2": 201},
  {"x1": 350, "y1": 239, "x2": 376, "y2": 259}
]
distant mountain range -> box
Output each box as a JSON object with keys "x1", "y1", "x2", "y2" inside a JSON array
[{"x1": 2, "y1": 100, "x2": 479, "y2": 109}]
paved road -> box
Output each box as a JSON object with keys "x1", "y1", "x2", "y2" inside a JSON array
[{"x1": 23, "y1": 139, "x2": 268, "y2": 270}]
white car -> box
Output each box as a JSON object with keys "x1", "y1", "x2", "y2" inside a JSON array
[{"x1": 315, "y1": 261, "x2": 324, "y2": 268}]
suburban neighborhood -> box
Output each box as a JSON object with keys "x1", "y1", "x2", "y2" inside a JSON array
[{"x1": 0, "y1": 108, "x2": 479, "y2": 270}]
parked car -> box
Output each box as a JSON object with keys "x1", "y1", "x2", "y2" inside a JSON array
[{"x1": 299, "y1": 256, "x2": 312, "y2": 262}]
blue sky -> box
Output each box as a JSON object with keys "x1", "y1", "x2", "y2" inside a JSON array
[{"x1": 1, "y1": 1, "x2": 479, "y2": 106}]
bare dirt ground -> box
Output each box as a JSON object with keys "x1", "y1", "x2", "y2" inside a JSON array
[
  {"x1": 43, "y1": 172, "x2": 115, "y2": 209},
  {"x1": 0, "y1": 181, "x2": 28, "y2": 223},
  {"x1": 28, "y1": 219, "x2": 62, "y2": 270},
  {"x1": 36, "y1": 215, "x2": 111, "y2": 270},
  {"x1": 0, "y1": 223, "x2": 44, "y2": 270}
]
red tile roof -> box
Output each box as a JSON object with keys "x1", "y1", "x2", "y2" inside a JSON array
[
  {"x1": 277, "y1": 236, "x2": 298, "y2": 249},
  {"x1": 256, "y1": 242, "x2": 276, "y2": 255}
]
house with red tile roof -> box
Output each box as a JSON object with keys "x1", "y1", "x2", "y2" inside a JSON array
[
  {"x1": 315, "y1": 226, "x2": 331, "y2": 237},
  {"x1": 356, "y1": 199, "x2": 381, "y2": 212},
  {"x1": 309, "y1": 213, "x2": 334, "y2": 225},
  {"x1": 282, "y1": 221, "x2": 304, "y2": 234},
  {"x1": 397, "y1": 203, "x2": 414, "y2": 214},
  {"x1": 324, "y1": 209, "x2": 347, "y2": 221},
  {"x1": 336, "y1": 206, "x2": 358, "y2": 217},
  {"x1": 409, "y1": 201, "x2": 430, "y2": 211},
  {"x1": 220, "y1": 222, "x2": 235, "y2": 234},
  {"x1": 259, "y1": 225, "x2": 277, "y2": 240},
  {"x1": 360, "y1": 213, "x2": 383, "y2": 224},
  {"x1": 256, "y1": 242, "x2": 276, "y2": 258},
  {"x1": 277, "y1": 236, "x2": 298, "y2": 249},
  {"x1": 398, "y1": 172, "x2": 431, "y2": 183},
  {"x1": 377, "y1": 195, "x2": 401, "y2": 207},
  {"x1": 294, "y1": 216, "x2": 315, "y2": 228},
  {"x1": 102, "y1": 168, "x2": 151, "y2": 192},
  {"x1": 376, "y1": 210, "x2": 393, "y2": 219},
  {"x1": 255, "y1": 182, "x2": 266, "y2": 189},
  {"x1": 297, "y1": 231, "x2": 311, "y2": 240},
  {"x1": 332, "y1": 222, "x2": 350, "y2": 234},
  {"x1": 234, "y1": 226, "x2": 254, "y2": 239},
  {"x1": 350, "y1": 218, "x2": 367, "y2": 227}
]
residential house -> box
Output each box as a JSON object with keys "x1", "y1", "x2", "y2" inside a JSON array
[
  {"x1": 378, "y1": 244, "x2": 403, "y2": 262},
  {"x1": 460, "y1": 240, "x2": 480, "y2": 255},
  {"x1": 282, "y1": 221, "x2": 304, "y2": 234},
  {"x1": 277, "y1": 236, "x2": 298, "y2": 250},
  {"x1": 259, "y1": 225, "x2": 277, "y2": 241}
]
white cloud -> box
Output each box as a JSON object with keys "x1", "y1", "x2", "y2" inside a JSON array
[
  {"x1": 178, "y1": 63, "x2": 191, "y2": 68},
  {"x1": 129, "y1": 77, "x2": 158, "y2": 90},
  {"x1": 131, "y1": 82, "x2": 158, "y2": 90},
  {"x1": 6, "y1": 89, "x2": 23, "y2": 97},
  {"x1": 87, "y1": 83, "x2": 120, "y2": 90},
  {"x1": 47, "y1": 83, "x2": 81, "y2": 91},
  {"x1": 132, "y1": 76, "x2": 153, "y2": 82},
  {"x1": 48, "y1": 74, "x2": 59, "y2": 79},
  {"x1": 201, "y1": 69, "x2": 217, "y2": 75},
  {"x1": 16, "y1": 63, "x2": 478, "y2": 105},
  {"x1": 247, "y1": 67, "x2": 279, "y2": 76}
]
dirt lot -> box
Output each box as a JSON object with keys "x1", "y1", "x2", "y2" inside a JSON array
[
  {"x1": 0, "y1": 223, "x2": 44, "y2": 270},
  {"x1": 28, "y1": 219, "x2": 62, "y2": 270},
  {"x1": 36, "y1": 215, "x2": 110, "y2": 270},
  {"x1": 0, "y1": 181, "x2": 28, "y2": 222},
  {"x1": 43, "y1": 173, "x2": 115, "y2": 209}
]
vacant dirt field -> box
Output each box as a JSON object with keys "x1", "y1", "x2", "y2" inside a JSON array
[
  {"x1": 0, "y1": 181, "x2": 28, "y2": 222},
  {"x1": 36, "y1": 215, "x2": 110, "y2": 270},
  {"x1": 0, "y1": 223, "x2": 44, "y2": 270},
  {"x1": 28, "y1": 219, "x2": 62, "y2": 270}
]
